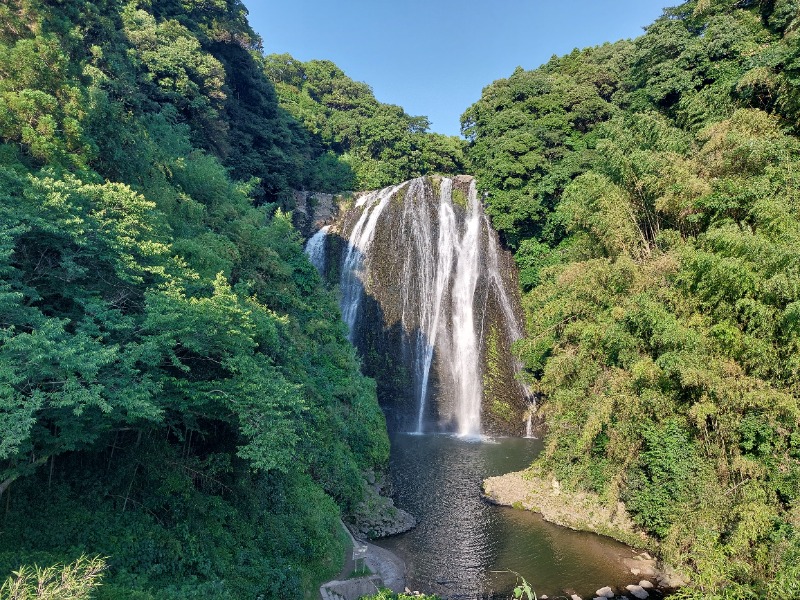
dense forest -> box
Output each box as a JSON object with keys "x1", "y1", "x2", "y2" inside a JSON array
[
  {"x1": 263, "y1": 53, "x2": 467, "y2": 191},
  {"x1": 0, "y1": 0, "x2": 431, "y2": 597},
  {"x1": 464, "y1": 0, "x2": 800, "y2": 597}
]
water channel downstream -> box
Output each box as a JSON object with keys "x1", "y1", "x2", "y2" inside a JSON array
[{"x1": 375, "y1": 433, "x2": 637, "y2": 599}]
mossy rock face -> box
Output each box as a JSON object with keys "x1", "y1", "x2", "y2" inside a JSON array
[
  {"x1": 391, "y1": 181, "x2": 409, "y2": 206},
  {"x1": 451, "y1": 187, "x2": 468, "y2": 209},
  {"x1": 334, "y1": 175, "x2": 529, "y2": 435}
]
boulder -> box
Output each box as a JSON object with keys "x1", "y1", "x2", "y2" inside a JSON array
[
  {"x1": 595, "y1": 586, "x2": 614, "y2": 598},
  {"x1": 625, "y1": 584, "x2": 649, "y2": 599},
  {"x1": 623, "y1": 556, "x2": 656, "y2": 577},
  {"x1": 349, "y1": 476, "x2": 417, "y2": 539},
  {"x1": 639, "y1": 580, "x2": 654, "y2": 589},
  {"x1": 658, "y1": 566, "x2": 689, "y2": 588}
]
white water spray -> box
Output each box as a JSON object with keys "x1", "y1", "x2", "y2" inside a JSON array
[
  {"x1": 304, "y1": 225, "x2": 330, "y2": 274},
  {"x1": 338, "y1": 177, "x2": 527, "y2": 436},
  {"x1": 448, "y1": 182, "x2": 483, "y2": 436},
  {"x1": 340, "y1": 185, "x2": 399, "y2": 340}
]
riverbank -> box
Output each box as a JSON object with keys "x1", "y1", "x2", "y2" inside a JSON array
[
  {"x1": 482, "y1": 468, "x2": 646, "y2": 547},
  {"x1": 482, "y1": 468, "x2": 688, "y2": 590}
]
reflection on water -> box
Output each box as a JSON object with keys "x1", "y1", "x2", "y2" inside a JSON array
[{"x1": 376, "y1": 433, "x2": 636, "y2": 599}]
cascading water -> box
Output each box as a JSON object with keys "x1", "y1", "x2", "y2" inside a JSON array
[
  {"x1": 335, "y1": 175, "x2": 528, "y2": 436},
  {"x1": 446, "y1": 182, "x2": 483, "y2": 436},
  {"x1": 340, "y1": 185, "x2": 400, "y2": 341},
  {"x1": 399, "y1": 179, "x2": 454, "y2": 434},
  {"x1": 304, "y1": 224, "x2": 329, "y2": 274}
]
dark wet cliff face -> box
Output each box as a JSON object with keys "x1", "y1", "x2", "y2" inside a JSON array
[{"x1": 311, "y1": 175, "x2": 530, "y2": 435}]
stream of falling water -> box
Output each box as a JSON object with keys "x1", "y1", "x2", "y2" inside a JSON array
[
  {"x1": 319, "y1": 176, "x2": 526, "y2": 436},
  {"x1": 340, "y1": 185, "x2": 400, "y2": 341},
  {"x1": 304, "y1": 224, "x2": 329, "y2": 274},
  {"x1": 447, "y1": 181, "x2": 483, "y2": 436},
  {"x1": 394, "y1": 178, "x2": 484, "y2": 435}
]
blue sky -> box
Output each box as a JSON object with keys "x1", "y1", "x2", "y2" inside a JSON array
[{"x1": 243, "y1": 1, "x2": 674, "y2": 137}]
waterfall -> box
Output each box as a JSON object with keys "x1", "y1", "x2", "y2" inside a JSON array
[
  {"x1": 340, "y1": 185, "x2": 400, "y2": 340},
  {"x1": 304, "y1": 225, "x2": 330, "y2": 274},
  {"x1": 447, "y1": 182, "x2": 483, "y2": 436},
  {"x1": 337, "y1": 176, "x2": 528, "y2": 436}
]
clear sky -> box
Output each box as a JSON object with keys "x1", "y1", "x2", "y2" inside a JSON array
[{"x1": 243, "y1": 1, "x2": 674, "y2": 137}]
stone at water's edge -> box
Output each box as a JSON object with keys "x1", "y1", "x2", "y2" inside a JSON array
[
  {"x1": 311, "y1": 175, "x2": 530, "y2": 435},
  {"x1": 348, "y1": 474, "x2": 417, "y2": 539},
  {"x1": 626, "y1": 584, "x2": 649, "y2": 599}
]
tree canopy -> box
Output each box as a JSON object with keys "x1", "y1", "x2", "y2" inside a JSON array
[
  {"x1": 464, "y1": 1, "x2": 800, "y2": 595},
  {"x1": 265, "y1": 52, "x2": 468, "y2": 191},
  {"x1": 0, "y1": 1, "x2": 388, "y2": 598}
]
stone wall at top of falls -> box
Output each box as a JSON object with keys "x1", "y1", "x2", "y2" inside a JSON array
[{"x1": 306, "y1": 175, "x2": 531, "y2": 436}]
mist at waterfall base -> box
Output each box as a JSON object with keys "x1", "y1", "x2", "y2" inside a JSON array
[
  {"x1": 377, "y1": 434, "x2": 636, "y2": 599},
  {"x1": 304, "y1": 178, "x2": 635, "y2": 597}
]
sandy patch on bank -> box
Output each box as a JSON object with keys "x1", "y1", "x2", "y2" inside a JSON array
[
  {"x1": 482, "y1": 470, "x2": 689, "y2": 589},
  {"x1": 482, "y1": 469, "x2": 646, "y2": 547}
]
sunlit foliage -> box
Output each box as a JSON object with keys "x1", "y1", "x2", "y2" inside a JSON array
[
  {"x1": 0, "y1": 1, "x2": 388, "y2": 598},
  {"x1": 265, "y1": 53, "x2": 468, "y2": 191},
  {"x1": 464, "y1": 0, "x2": 800, "y2": 594}
]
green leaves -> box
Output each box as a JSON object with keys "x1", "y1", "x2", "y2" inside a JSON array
[
  {"x1": 462, "y1": 44, "x2": 628, "y2": 247},
  {"x1": 625, "y1": 420, "x2": 697, "y2": 538},
  {"x1": 122, "y1": 5, "x2": 226, "y2": 115},
  {"x1": 266, "y1": 53, "x2": 467, "y2": 191},
  {"x1": 560, "y1": 172, "x2": 646, "y2": 259},
  {"x1": 0, "y1": 2, "x2": 394, "y2": 597},
  {"x1": 473, "y1": 14, "x2": 800, "y2": 586}
]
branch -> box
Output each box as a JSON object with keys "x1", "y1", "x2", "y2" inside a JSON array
[{"x1": 0, "y1": 455, "x2": 50, "y2": 498}]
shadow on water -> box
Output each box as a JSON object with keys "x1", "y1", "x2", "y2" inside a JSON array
[{"x1": 375, "y1": 433, "x2": 637, "y2": 600}]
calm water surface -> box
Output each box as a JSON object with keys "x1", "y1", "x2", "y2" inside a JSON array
[{"x1": 376, "y1": 433, "x2": 638, "y2": 599}]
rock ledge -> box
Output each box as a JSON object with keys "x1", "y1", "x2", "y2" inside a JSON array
[
  {"x1": 482, "y1": 469, "x2": 645, "y2": 547},
  {"x1": 348, "y1": 472, "x2": 417, "y2": 539}
]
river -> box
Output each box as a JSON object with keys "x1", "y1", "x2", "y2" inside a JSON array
[{"x1": 375, "y1": 433, "x2": 639, "y2": 599}]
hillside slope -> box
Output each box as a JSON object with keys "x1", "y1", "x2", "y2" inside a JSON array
[
  {"x1": 464, "y1": 1, "x2": 800, "y2": 596},
  {"x1": 0, "y1": 1, "x2": 389, "y2": 598}
]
